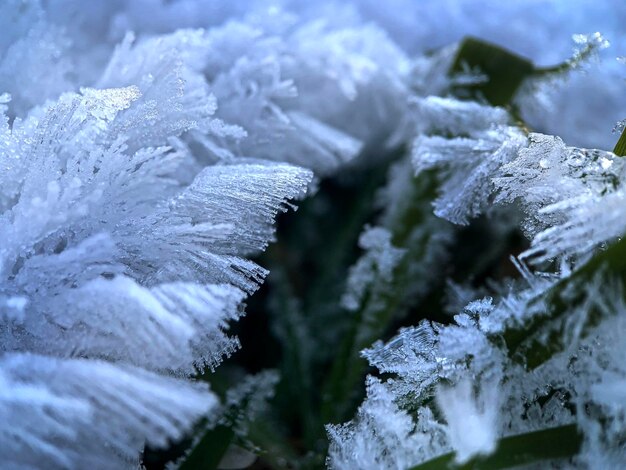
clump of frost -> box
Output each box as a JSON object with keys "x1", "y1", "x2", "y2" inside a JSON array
[
  {"x1": 0, "y1": 79, "x2": 311, "y2": 464},
  {"x1": 29, "y1": 0, "x2": 626, "y2": 151},
  {"x1": 335, "y1": 104, "x2": 626, "y2": 470},
  {"x1": 492, "y1": 134, "x2": 626, "y2": 263},
  {"x1": 186, "y1": 15, "x2": 411, "y2": 169},
  {"x1": 224, "y1": 370, "x2": 281, "y2": 438},
  {"x1": 0, "y1": 354, "x2": 216, "y2": 469},
  {"x1": 332, "y1": 25, "x2": 626, "y2": 467},
  {"x1": 493, "y1": 133, "x2": 625, "y2": 236},
  {"x1": 579, "y1": 310, "x2": 626, "y2": 467},
  {"x1": 0, "y1": 0, "x2": 73, "y2": 116},
  {"x1": 327, "y1": 377, "x2": 448, "y2": 470},
  {"x1": 0, "y1": 2, "x2": 322, "y2": 465},
  {"x1": 331, "y1": 266, "x2": 599, "y2": 467},
  {"x1": 6, "y1": 2, "x2": 414, "y2": 174},
  {"x1": 411, "y1": 96, "x2": 626, "y2": 264}
]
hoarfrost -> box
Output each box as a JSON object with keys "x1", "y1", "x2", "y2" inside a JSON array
[
  {"x1": 0, "y1": 353, "x2": 215, "y2": 469},
  {"x1": 4, "y1": 0, "x2": 626, "y2": 468},
  {"x1": 412, "y1": 98, "x2": 528, "y2": 225},
  {"x1": 0, "y1": 3, "x2": 317, "y2": 465}
]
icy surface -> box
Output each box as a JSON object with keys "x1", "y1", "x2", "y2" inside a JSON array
[{"x1": 3, "y1": 0, "x2": 626, "y2": 467}]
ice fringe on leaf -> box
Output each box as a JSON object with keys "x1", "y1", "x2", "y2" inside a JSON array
[
  {"x1": 412, "y1": 96, "x2": 626, "y2": 264},
  {"x1": 412, "y1": 97, "x2": 528, "y2": 225},
  {"x1": 0, "y1": 2, "x2": 318, "y2": 465},
  {"x1": 0, "y1": 354, "x2": 215, "y2": 469},
  {"x1": 493, "y1": 133, "x2": 626, "y2": 263},
  {"x1": 327, "y1": 376, "x2": 448, "y2": 470},
  {"x1": 341, "y1": 227, "x2": 405, "y2": 312}
]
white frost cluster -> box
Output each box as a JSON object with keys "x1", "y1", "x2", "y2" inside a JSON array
[
  {"x1": 436, "y1": 378, "x2": 500, "y2": 463},
  {"x1": 413, "y1": 96, "x2": 626, "y2": 264}
]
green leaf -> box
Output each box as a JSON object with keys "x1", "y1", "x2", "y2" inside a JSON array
[
  {"x1": 450, "y1": 37, "x2": 535, "y2": 106},
  {"x1": 613, "y1": 127, "x2": 626, "y2": 156},
  {"x1": 178, "y1": 425, "x2": 234, "y2": 470},
  {"x1": 409, "y1": 424, "x2": 581, "y2": 470},
  {"x1": 260, "y1": 158, "x2": 393, "y2": 449},
  {"x1": 450, "y1": 34, "x2": 605, "y2": 109},
  {"x1": 265, "y1": 265, "x2": 317, "y2": 446}
]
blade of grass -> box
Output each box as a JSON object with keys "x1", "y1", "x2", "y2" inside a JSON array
[
  {"x1": 321, "y1": 172, "x2": 447, "y2": 424},
  {"x1": 409, "y1": 424, "x2": 581, "y2": 470},
  {"x1": 613, "y1": 128, "x2": 626, "y2": 156},
  {"x1": 178, "y1": 425, "x2": 234, "y2": 470}
]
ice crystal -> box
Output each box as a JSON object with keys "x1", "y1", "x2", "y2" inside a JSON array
[
  {"x1": 327, "y1": 377, "x2": 448, "y2": 470},
  {"x1": 0, "y1": 354, "x2": 215, "y2": 469},
  {"x1": 4, "y1": 0, "x2": 626, "y2": 468},
  {"x1": 412, "y1": 98, "x2": 527, "y2": 225}
]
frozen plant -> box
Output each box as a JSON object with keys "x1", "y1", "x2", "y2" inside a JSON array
[
  {"x1": 0, "y1": 2, "x2": 315, "y2": 467},
  {"x1": 330, "y1": 44, "x2": 626, "y2": 470},
  {"x1": 3, "y1": 1, "x2": 626, "y2": 469}
]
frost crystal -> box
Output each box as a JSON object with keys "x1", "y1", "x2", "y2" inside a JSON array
[
  {"x1": 0, "y1": 354, "x2": 216, "y2": 469},
  {"x1": 412, "y1": 97, "x2": 527, "y2": 225},
  {"x1": 494, "y1": 133, "x2": 625, "y2": 236},
  {"x1": 327, "y1": 377, "x2": 448, "y2": 470}
]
